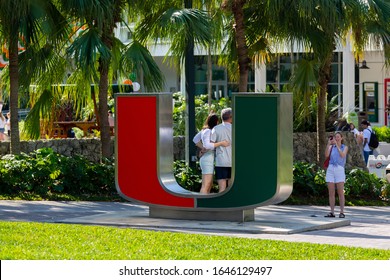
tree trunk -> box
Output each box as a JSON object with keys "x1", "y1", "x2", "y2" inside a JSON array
[
  {"x1": 8, "y1": 32, "x2": 21, "y2": 155},
  {"x1": 91, "y1": 88, "x2": 99, "y2": 126},
  {"x1": 231, "y1": 0, "x2": 249, "y2": 92},
  {"x1": 98, "y1": 60, "x2": 111, "y2": 160},
  {"x1": 207, "y1": 48, "x2": 212, "y2": 110},
  {"x1": 317, "y1": 53, "x2": 333, "y2": 165}
]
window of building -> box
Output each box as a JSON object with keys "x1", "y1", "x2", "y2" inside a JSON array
[{"x1": 194, "y1": 56, "x2": 255, "y2": 98}]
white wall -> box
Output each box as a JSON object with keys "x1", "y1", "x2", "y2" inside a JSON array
[
  {"x1": 154, "y1": 57, "x2": 180, "y2": 93},
  {"x1": 361, "y1": 51, "x2": 390, "y2": 126}
]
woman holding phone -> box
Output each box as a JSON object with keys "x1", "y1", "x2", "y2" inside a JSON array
[{"x1": 324, "y1": 132, "x2": 348, "y2": 218}]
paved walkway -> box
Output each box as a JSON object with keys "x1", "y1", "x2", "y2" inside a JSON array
[{"x1": 0, "y1": 200, "x2": 389, "y2": 250}]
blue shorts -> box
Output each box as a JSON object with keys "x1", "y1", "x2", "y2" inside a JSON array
[{"x1": 215, "y1": 167, "x2": 231, "y2": 180}]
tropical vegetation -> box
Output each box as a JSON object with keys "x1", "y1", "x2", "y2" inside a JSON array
[
  {"x1": 0, "y1": 0, "x2": 212, "y2": 160},
  {"x1": 0, "y1": 148, "x2": 389, "y2": 205},
  {"x1": 0, "y1": 0, "x2": 68, "y2": 154},
  {"x1": 1, "y1": 0, "x2": 390, "y2": 166}
]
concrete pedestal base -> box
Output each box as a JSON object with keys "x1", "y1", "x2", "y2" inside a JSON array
[{"x1": 149, "y1": 207, "x2": 255, "y2": 222}]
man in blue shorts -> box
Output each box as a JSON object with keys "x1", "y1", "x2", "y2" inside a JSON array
[{"x1": 210, "y1": 108, "x2": 232, "y2": 193}]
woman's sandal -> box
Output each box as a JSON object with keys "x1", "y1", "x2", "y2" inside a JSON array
[
  {"x1": 339, "y1": 213, "x2": 345, "y2": 218},
  {"x1": 324, "y1": 212, "x2": 335, "y2": 218}
]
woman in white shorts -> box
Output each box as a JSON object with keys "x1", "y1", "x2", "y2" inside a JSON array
[
  {"x1": 193, "y1": 114, "x2": 229, "y2": 194},
  {"x1": 324, "y1": 132, "x2": 348, "y2": 218}
]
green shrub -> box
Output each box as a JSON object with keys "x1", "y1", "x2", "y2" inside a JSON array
[
  {"x1": 373, "y1": 126, "x2": 390, "y2": 142},
  {"x1": 344, "y1": 169, "x2": 382, "y2": 197},
  {"x1": 292, "y1": 162, "x2": 327, "y2": 196},
  {"x1": 173, "y1": 160, "x2": 202, "y2": 192},
  {"x1": 0, "y1": 148, "x2": 115, "y2": 198},
  {"x1": 1, "y1": 149, "x2": 389, "y2": 202}
]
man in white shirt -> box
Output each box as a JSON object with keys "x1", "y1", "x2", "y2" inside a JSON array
[
  {"x1": 210, "y1": 108, "x2": 232, "y2": 193},
  {"x1": 361, "y1": 120, "x2": 373, "y2": 165}
]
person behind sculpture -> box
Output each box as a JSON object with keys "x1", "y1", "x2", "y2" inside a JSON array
[
  {"x1": 0, "y1": 112, "x2": 6, "y2": 141},
  {"x1": 361, "y1": 120, "x2": 373, "y2": 165},
  {"x1": 324, "y1": 132, "x2": 348, "y2": 218},
  {"x1": 335, "y1": 118, "x2": 350, "y2": 131},
  {"x1": 108, "y1": 110, "x2": 115, "y2": 134},
  {"x1": 5, "y1": 112, "x2": 10, "y2": 137},
  {"x1": 193, "y1": 113, "x2": 230, "y2": 194},
  {"x1": 210, "y1": 108, "x2": 232, "y2": 193}
]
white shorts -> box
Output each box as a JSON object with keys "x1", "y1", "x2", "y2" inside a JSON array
[
  {"x1": 199, "y1": 151, "x2": 214, "y2": 174},
  {"x1": 325, "y1": 164, "x2": 346, "y2": 183}
]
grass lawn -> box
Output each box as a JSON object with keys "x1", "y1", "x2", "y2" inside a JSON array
[{"x1": 0, "y1": 221, "x2": 389, "y2": 260}]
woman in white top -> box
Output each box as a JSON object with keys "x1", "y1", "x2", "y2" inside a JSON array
[
  {"x1": 350, "y1": 122, "x2": 363, "y2": 145},
  {"x1": 0, "y1": 112, "x2": 6, "y2": 140},
  {"x1": 4, "y1": 112, "x2": 10, "y2": 136},
  {"x1": 193, "y1": 114, "x2": 230, "y2": 194}
]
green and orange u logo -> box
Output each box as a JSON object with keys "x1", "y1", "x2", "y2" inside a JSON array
[{"x1": 115, "y1": 93, "x2": 293, "y2": 211}]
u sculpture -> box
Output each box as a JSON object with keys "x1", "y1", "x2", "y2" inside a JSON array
[{"x1": 115, "y1": 93, "x2": 293, "y2": 222}]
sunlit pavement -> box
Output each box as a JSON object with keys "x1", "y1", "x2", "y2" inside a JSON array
[{"x1": 0, "y1": 200, "x2": 389, "y2": 249}]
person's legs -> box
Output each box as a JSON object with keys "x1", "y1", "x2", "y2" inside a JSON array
[
  {"x1": 336, "y1": 182, "x2": 345, "y2": 216},
  {"x1": 215, "y1": 167, "x2": 230, "y2": 193},
  {"x1": 217, "y1": 179, "x2": 227, "y2": 193},
  {"x1": 200, "y1": 174, "x2": 213, "y2": 194},
  {"x1": 363, "y1": 150, "x2": 369, "y2": 165},
  {"x1": 327, "y1": 182, "x2": 336, "y2": 214},
  {"x1": 199, "y1": 153, "x2": 214, "y2": 194}
]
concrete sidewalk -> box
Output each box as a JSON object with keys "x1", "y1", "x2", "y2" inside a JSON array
[{"x1": 0, "y1": 200, "x2": 389, "y2": 250}]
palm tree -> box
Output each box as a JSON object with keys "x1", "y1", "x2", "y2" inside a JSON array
[
  {"x1": 221, "y1": 0, "x2": 250, "y2": 93},
  {"x1": 52, "y1": 0, "x2": 167, "y2": 159},
  {"x1": 0, "y1": 0, "x2": 67, "y2": 154},
  {"x1": 19, "y1": 0, "x2": 210, "y2": 161},
  {"x1": 265, "y1": 0, "x2": 390, "y2": 164},
  {"x1": 132, "y1": 0, "x2": 212, "y2": 164},
  {"x1": 229, "y1": 0, "x2": 390, "y2": 164}
]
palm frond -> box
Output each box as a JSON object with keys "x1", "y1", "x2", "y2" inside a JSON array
[
  {"x1": 121, "y1": 40, "x2": 164, "y2": 91},
  {"x1": 67, "y1": 28, "x2": 111, "y2": 80},
  {"x1": 23, "y1": 88, "x2": 55, "y2": 139}
]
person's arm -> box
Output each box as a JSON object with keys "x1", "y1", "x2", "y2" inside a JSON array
[
  {"x1": 363, "y1": 129, "x2": 369, "y2": 146},
  {"x1": 203, "y1": 129, "x2": 230, "y2": 149},
  {"x1": 193, "y1": 131, "x2": 202, "y2": 145},
  {"x1": 325, "y1": 137, "x2": 333, "y2": 158},
  {"x1": 325, "y1": 144, "x2": 332, "y2": 158},
  {"x1": 195, "y1": 141, "x2": 204, "y2": 149},
  {"x1": 335, "y1": 144, "x2": 348, "y2": 158}
]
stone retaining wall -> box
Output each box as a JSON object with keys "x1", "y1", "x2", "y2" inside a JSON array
[
  {"x1": 293, "y1": 132, "x2": 366, "y2": 170},
  {"x1": 0, "y1": 138, "x2": 109, "y2": 163},
  {"x1": 0, "y1": 132, "x2": 366, "y2": 169}
]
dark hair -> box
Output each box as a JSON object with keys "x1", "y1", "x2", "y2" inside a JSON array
[
  {"x1": 206, "y1": 114, "x2": 219, "y2": 129},
  {"x1": 361, "y1": 120, "x2": 369, "y2": 125}
]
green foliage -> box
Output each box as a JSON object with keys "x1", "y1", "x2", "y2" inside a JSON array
[
  {"x1": 372, "y1": 126, "x2": 390, "y2": 143},
  {"x1": 293, "y1": 162, "x2": 327, "y2": 196},
  {"x1": 345, "y1": 169, "x2": 383, "y2": 198},
  {"x1": 1, "y1": 221, "x2": 390, "y2": 260},
  {"x1": 290, "y1": 91, "x2": 339, "y2": 133},
  {"x1": 0, "y1": 148, "x2": 116, "y2": 199},
  {"x1": 172, "y1": 92, "x2": 231, "y2": 136},
  {"x1": 173, "y1": 160, "x2": 202, "y2": 192},
  {"x1": 1, "y1": 149, "x2": 389, "y2": 203}
]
